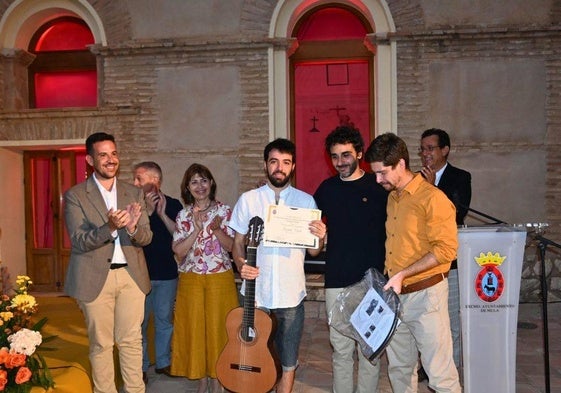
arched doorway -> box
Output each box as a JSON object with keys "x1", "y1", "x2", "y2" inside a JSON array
[
  {"x1": 268, "y1": 0, "x2": 397, "y2": 193},
  {"x1": 269, "y1": 0, "x2": 397, "y2": 139},
  {"x1": 0, "y1": 0, "x2": 105, "y2": 290},
  {"x1": 291, "y1": 5, "x2": 374, "y2": 194},
  {"x1": 23, "y1": 16, "x2": 96, "y2": 291}
]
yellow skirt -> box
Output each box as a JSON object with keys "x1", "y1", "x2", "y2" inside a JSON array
[{"x1": 170, "y1": 270, "x2": 239, "y2": 379}]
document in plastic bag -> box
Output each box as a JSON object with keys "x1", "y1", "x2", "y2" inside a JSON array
[
  {"x1": 350, "y1": 287, "x2": 399, "y2": 352},
  {"x1": 328, "y1": 268, "x2": 401, "y2": 361}
]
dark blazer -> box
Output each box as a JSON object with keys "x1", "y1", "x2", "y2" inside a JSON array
[
  {"x1": 63, "y1": 175, "x2": 153, "y2": 302},
  {"x1": 438, "y1": 163, "x2": 472, "y2": 225}
]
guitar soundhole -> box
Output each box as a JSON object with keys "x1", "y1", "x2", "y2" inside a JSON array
[{"x1": 239, "y1": 325, "x2": 258, "y2": 344}]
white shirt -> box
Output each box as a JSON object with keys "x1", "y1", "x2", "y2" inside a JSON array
[
  {"x1": 435, "y1": 162, "x2": 448, "y2": 186},
  {"x1": 92, "y1": 174, "x2": 127, "y2": 265},
  {"x1": 229, "y1": 184, "x2": 317, "y2": 309}
]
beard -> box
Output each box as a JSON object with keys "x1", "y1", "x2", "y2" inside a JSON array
[
  {"x1": 94, "y1": 162, "x2": 119, "y2": 180},
  {"x1": 337, "y1": 159, "x2": 358, "y2": 179},
  {"x1": 267, "y1": 170, "x2": 292, "y2": 188},
  {"x1": 379, "y1": 181, "x2": 397, "y2": 192}
]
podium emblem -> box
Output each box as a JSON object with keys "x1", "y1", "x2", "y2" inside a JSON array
[{"x1": 474, "y1": 252, "x2": 506, "y2": 302}]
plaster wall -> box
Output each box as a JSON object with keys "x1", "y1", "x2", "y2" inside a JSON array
[
  {"x1": 421, "y1": 0, "x2": 553, "y2": 27},
  {"x1": 428, "y1": 59, "x2": 546, "y2": 144},
  {"x1": 457, "y1": 150, "x2": 546, "y2": 225},
  {"x1": 153, "y1": 65, "x2": 241, "y2": 206},
  {"x1": 156, "y1": 66, "x2": 241, "y2": 152},
  {"x1": 424, "y1": 59, "x2": 548, "y2": 225},
  {"x1": 125, "y1": 0, "x2": 243, "y2": 39},
  {"x1": 0, "y1": 148, "x2": 26, "y2": 278}
]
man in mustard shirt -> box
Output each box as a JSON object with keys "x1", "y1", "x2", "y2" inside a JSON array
[{"x1": 365, "y1": 133, "x2": 461, "y2": 393}]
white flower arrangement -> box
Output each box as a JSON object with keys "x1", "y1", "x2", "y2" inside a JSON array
[{"x1": 7, "y1": 329, "x2": 42, "y2": 357}]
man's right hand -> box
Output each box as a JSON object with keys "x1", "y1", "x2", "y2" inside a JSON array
[
  {"x1": 239, "y1": 262, "x2": 260, "y2": 281},
  {"x1": 144, "y1": 190, "x2": 160, "y2": 215},
  {"x1": 420, "y1": 166, "x2": 436, "y2": 185}
]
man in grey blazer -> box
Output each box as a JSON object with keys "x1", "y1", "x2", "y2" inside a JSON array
[{"x1": 64, "y1": 132, "x2": 152, "y2": 393}]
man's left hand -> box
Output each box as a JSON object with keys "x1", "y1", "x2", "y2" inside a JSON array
[
  {"x1": 384, "y1": 271, "x2": 404, "y2": 294},
  {"x1": 309, "y1": 219, "x2": 327, "y2": 241}
]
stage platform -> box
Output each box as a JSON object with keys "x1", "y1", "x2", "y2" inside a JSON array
[
  {"x1": 31, "y1": 295, "x2": 92, "y2": 393},
  {"x1": 31, "y1": 295, "x2": 561, "y2": 393}
]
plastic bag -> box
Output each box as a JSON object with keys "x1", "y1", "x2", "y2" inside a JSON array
[{"x1": 327, "y1": 267, "x2": 401, "y2": 361}]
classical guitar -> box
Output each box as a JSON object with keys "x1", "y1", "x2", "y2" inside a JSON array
[{"x1": 216, "y1": 216, "x2": 279, "y2": 393}]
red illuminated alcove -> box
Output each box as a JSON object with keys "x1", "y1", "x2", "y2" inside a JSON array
[
  {"x1": 292, "y1": 7, "x2": 373, "y2": 195},
  {"x1": 29, "y1": 17, "x2": 97, "y2": 108},
  {"x1": 295, "y1": 7, "x2": 368, "y2": 41}
]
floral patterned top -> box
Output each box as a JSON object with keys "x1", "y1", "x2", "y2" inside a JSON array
[{"x1": 173, "y1": 201, "x2": 234, "y2": 274}]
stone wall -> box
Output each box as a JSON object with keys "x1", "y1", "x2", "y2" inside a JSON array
[
  {"x1": 0, "y1": 0, "x2": 560, "y2": 300},
  {"x1": 521, "y1": 242, "x2": 561, "y2": 302}
]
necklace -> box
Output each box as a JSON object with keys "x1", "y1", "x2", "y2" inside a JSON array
[{"x1": 195, "y1": 200, "x2": 211, "y2": 211}]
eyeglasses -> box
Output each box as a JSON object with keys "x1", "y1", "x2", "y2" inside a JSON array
[{"x1": 418, "y1": 145, "x2": 440, "y2": 153}]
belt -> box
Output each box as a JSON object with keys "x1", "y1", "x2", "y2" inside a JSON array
[
  {"x1": 450, "y1": 259, "x2": 458, "y2": 270},
  {"x1": 401, "y1": 272, "x2": 449, "y2": 294},
  {"x1": 110, "y1": 263, "x2": 128, "y2": 270}
]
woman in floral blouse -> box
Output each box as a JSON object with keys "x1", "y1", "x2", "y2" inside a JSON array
[{"x1": 170, "y1": 163, "x2": 239, "y2": 393}]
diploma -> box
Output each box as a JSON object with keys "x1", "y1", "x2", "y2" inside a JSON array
[{"x1": 263, "y1": 204, "x2": 322, "y2": 248}]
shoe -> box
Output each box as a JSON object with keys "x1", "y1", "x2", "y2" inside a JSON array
[
  {"x1": 155, "y1": 365, "x2": 174, "y2": 377},
  {"x1": 418, "y1": 366, "x2": 428, "y2": 383},
  {"x1": 142, "y1": 372, "x2": 148, "y2": 384}
]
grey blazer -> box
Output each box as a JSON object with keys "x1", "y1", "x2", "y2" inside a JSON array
[{"x1": 63, "y1": 175, "x2": 152, "y2": 302}]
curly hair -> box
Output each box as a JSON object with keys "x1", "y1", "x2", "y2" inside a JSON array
[{"x1": 324, "y1": 126, "x2": 364, "y2": 155}]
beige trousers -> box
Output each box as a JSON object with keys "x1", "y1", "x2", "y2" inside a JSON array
[
  {"x1": 78, "y1": 268, "x2": 146, "y2": 393},
  {"x1": 326, "y1": 287, "x2": 381, "y2": 393},
  {"x1": 387, "y1": 279, "x2": 461, "y2": 393}
]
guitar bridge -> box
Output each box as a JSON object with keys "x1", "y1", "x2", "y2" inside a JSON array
[{"x1": 229, "y1": 363, "x2": 262, "y2": 373}]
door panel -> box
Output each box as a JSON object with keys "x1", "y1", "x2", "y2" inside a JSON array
[
  {"x1": 24, "y1": 150, "x2": 86, "y2": 292},
  {"x1": 293, "y1": 61, "x2": 372, "y2": 195}
]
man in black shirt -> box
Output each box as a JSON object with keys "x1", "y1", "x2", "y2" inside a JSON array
[
  {"x1": 314, "y1": 126, "x2": 388, "y2": 393},
  {"x1": 133, "y1": 161, "x2": 183, "y2": 382}
]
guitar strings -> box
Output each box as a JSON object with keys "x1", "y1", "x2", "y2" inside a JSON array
[{"x1": 239, "y1": 245, "x2": 258, "y2": 368}]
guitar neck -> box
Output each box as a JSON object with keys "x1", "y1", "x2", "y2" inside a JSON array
[{"x1": 242, "y1": 246, "x2": 257, "y2": 338}]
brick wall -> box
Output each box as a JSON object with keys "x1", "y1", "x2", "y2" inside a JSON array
[
  {"x1": 0, "y1": 0, "x2": 560, "y2": 300},
  {"x1": 390, "y1": 27, "x2": 561, "y2": 301}
]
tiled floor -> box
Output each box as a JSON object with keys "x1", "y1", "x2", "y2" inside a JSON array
[{"x1": 144, "y1": 301, "x2": 561, "y2": 393}]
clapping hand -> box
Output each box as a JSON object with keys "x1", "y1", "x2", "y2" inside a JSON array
[
  {"x1": 208, "y1": 215, "x2": 223, "y2": 231},
  {"x1": 154, "y1": 191, "x2": 167, "y2": 217},
  {"x1": 420, "y1": 166, "x2": 436, "y2": 185},
  {"x1": 144, "y1": 190, "x2": 160, "y2": 215},
  {"x1": 108, "y1": 207, "x2": 131, "y2": 231}
]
